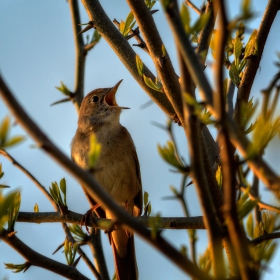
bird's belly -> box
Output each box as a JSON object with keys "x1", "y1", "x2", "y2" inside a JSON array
[{"x1": 94, "y1": 158, "x2": 139, "y2": 204}]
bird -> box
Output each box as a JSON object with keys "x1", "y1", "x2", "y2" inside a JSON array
[{"x1": 71, "y1": 80, "x2": 142, "y2": 280}]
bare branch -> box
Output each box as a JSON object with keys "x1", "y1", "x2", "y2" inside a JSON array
[
  {"x1": 185, "y1": 0, "x2": 201, "y2": 15},
  {"x1": 16, "y1": 211, "x2": 205, "y2": 230}
]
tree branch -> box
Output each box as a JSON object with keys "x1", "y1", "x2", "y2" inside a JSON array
[
  {"x1": 16, "y1": 211, "x2": 205, "y2": 230},
  {"x1": 69, "y1": 0, "x2": 86, "y2": 110}
]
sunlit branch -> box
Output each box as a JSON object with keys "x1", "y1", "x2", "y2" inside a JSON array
[{"x1": 16, "y1": 211, "x2": 205, "y2": 230}]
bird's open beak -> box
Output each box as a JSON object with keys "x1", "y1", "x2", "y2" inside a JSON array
[{"x1": 105, "y1": 80, "x2": 130, "y2": 110}]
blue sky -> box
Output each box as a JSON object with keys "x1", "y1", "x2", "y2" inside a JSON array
[{"x1": 0, "y1": 1, "x2": 280, "y2": 279}]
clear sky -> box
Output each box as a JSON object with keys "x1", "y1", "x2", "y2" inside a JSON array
[{"x1": 0, "y1": 1, "x2": 280, "y2": 279}]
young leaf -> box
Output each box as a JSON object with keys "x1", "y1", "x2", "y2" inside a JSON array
[
  {"x1": 180, "y1": 4, "x2": 191, "y2": 34},
  {"x1": 143, "y1": 75, "x2": 163, "y2": 92},
  {"x1": 229, "y1": 63, "x2": 240, "y2": 86},
  {"x1": 244, "y1": 29, "x2": 258, "y2": 59},
  {"x1": 234, "y1": 37, "x2": 242, "y2": 66},
  {"x1": 144, "y1": 191, "x2": 149, "y2": 207},
  {"x1": 88, "y1": 133, "x2": 102, "y2": 169},
  {"x1": 0, "y1": 116, "x2": 10, "y2": 142},
  {"x1": 136, "y1": 55, "x2": 144, "y2": 76},
  {"x1": 122, "y1": 12, "x2": 135, "y2": 37},
  {"x1": 190, "y1": 12, "x2": 211, "y2": 35}
]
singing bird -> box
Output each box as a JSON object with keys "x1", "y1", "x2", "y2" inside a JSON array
[{"x1": 71, "y1": 80, "x2": 142, "y2": 280}]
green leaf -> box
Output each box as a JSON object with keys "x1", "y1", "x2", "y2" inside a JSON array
[
  {"x1": 4, "y1": 136, "x2": 25, "y2": 148},
  {"x1": 242, "y1": 0, "x2": 251, "y2": 14},
  {"x1": 180, "y1": 4, "x2": 191, "y2": 34},
  {"x1": 91, "y1": 30, "x2": 101, "y2": 44},
  {"x1": 215, "y1": 166, "x2": 222, "y2": 188},
  {"x1": 238, "y1": 199, "x2": 258, "y2": 220},
  {"x1": 161, "y1": 44, "x2": 166, "y2": 58},
  {"x1": 246, "y1": 213, "x2": 253, "y2": 239},
  {"x1": 234, "y1": 37, "x2": 242, "y2": 65},
  {"x1": 145, "y1": 0, "x2": 156, "y2": 9},
  {"x1": 0, "y1": 190, "x2": 20, "y2": 231},
  {"x1": 263, "y1": 242, "x2": 276, "y2": 262},
  {"x1": 158, "y1": 141, "x2": 186, "y2": 171},
  {"x1": 122, "y1": 12, "x2": 135, "y2": 37},
  {"x1": 136, "y1": 55, "x2": 144, "y2": 76},
  {"x1": 190, "y1": 12, "x2": 211, "y2": 34},
  {"x1": 119, "y1": 20, "x2": 125, "y2": 35},
  {"x1": 60, "y1": 177, "x2": 67, "y2": 205},
  {"x1": 88, "y1": 133, "x2": 102, "y2": 169},
  {"x1": 5, "y1": 263, "x2": 29, "y2": 273},
  {"x1": 0, "y1": 116, "x2": 10, "y2": 142},
  {"x1": 244, "y1": 29, "x2": 258, "y2": 59},
  {"x1": 34, "y1": 203, "x2": 39, "y2": 213},
  {"x1": 60, "y1": 178, "x2": 66, "y2": 196},
  {"x1": 143, "y1": 75, "x2": 163, "y2": 92},
  {"x1": 229, "y1": 62, "x2": 240, "y2": 86},
  {"x1": 149, "y1": 213, "x2": 161, "y2": 240},
  {"x1": 144, "y1": 191, "x2": 149, "y2": 207},
  {"x1": 7, "y1": 191, "x2": 21, "y2": 231},
  {"x1": 55, "y1": 81, "x2": 71, "y2": 96}
]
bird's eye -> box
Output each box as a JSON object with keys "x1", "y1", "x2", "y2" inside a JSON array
[{"x1": 92, "y1": 95, "x2": 99, "y2": 103}]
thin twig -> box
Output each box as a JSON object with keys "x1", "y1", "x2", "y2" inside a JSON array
[
  {"x1": 251, "y1": 232, "x2": 280, "y2": 245},
  {"x1": 185, "y1": 0, "x2": 201, "y2": 15},
  {"x1": 0, "y1": 149, "x2": 57, "y2": 209}
]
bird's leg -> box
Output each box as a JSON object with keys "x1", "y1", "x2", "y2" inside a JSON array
[{"x1": 81, "y1": 203, "x2": 101, "y2": 233}]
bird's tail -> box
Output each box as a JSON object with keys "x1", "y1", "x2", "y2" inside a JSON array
[{"x1": 111, "y1": 229, "x2": 138, "y2": 280}]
